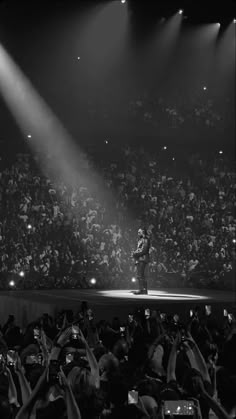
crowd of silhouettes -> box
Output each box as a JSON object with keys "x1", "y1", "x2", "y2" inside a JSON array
[{"x1": 0, "y1": 301, "x2": 236, "y2": 418}]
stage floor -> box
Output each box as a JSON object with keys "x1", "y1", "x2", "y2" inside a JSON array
[{"x1": 0, "y1": 287, "x2": 235, "y2": 327}]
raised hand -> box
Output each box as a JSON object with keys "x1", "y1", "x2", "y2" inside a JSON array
[
  {"x1": 15, "y1": 352, "x2": 23, "y2": 373},
  {"x1": 184, "y1": 331, "x2": 196, "y2": 347},
  {"x1": 58, "y1": 366, "x2": 70, "y2": 389},
  {"x1": 39, "y1": 329, "x2": 47, "y2": 348},
  {"x1": 57, "y1": 326, "x2": 72, "y2": 347},
  {"x1": 173, "y1": 331, "x2": 182, "y2": 347},
  {"x1": 192, "y1": 374, "x2": 205, "y2": 396},
  {"x1": 61, "y1": 313, "x2": 68, "y2": 330},
  {"x1": 77, "y1": 327, "x2": 87, "y2": 346}
]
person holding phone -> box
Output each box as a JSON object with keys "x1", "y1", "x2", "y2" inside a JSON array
[
  {"x1": 15, "y1": 364, "x2": 82, "y2": 419},
  {"x1": 132, "y1": 228, "x2": 150, "y2": 295}
]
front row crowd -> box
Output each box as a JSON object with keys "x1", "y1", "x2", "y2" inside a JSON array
[{"x1": 0, "y1": 302, "x2": 236, "y2": 419}]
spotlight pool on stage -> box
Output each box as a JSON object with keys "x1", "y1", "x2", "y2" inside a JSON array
[{"x1": 99, "y1": 289, "x2": 208, "y2": 300}]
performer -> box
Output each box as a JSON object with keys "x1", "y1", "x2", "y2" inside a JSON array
[{"x1": 132, "y1": 228, "x2": 150, "y2": 295}]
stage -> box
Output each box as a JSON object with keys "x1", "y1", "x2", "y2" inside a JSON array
[{"x1": 0, "y1": 287, "x2": 235, "y2": 328}]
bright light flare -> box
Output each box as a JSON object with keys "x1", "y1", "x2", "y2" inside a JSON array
[
  {"x1": 19, "y1": 271, "x2": 25, "y2": 277},
  {"x1": 27, "y1": 134, "x2": 32, "y2": 138},
  {"x1": 219, "y1": 150, "x2": 223, "y2": 154},
  {"x1": 131, "y1": 277, "x2": 136, "y2": 283},
  {"x1": 27, "y1": 224, "x2": 32, "y2": 230},
  {"x1": 9, "y1": 280, "x2": 15, "y2": 287},
  {"x1": 203, "y1": 86, "x2": 207, "y2": 90},
  {"x1": 121, "y1": 0, "x2": 126, "y2": 3},
  {"x1": 233, "y1": 19, "x2": 236, "y2": 24},
  {"x1": 90, "y1": 278, "x2": 96, "y2": 285},
  {"x1": 163, "y1": 146, "x2": 167, "y2": 150},
  {"x1": 178, "y1": 9, "x2": 183, "y2": 15}
]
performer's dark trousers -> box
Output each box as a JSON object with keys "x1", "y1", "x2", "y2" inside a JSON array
[{"x1": 136, "y1": 261, "x2": 148, "y2": 292}]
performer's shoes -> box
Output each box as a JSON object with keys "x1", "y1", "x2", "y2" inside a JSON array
[{"x1": 133, "y1": 290, "x2": 148, "y2": 295}]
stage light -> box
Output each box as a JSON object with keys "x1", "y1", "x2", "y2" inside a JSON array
[
  {"x1": 19, "y1": 271, "x2": 25, "y2": 277},
  {"x1": 9, "y1": 280, "x2": 15, "y2": 287},
  {"x1": 163, "y1": 146, "x2": 167, "y2": 150},
  {"x1": 203, "y1": 86, "x2": 207, "y2": 91},
  {"x1": 27, "y1": 134, "x2": 31, "y2": 138},
  {"x1": 105, "y1": 139, "x2": 109, "y2": 144},
  {"x1": 217, "y1": 23, "x2": 221, "y2": 27},
  {"x1": 178, "y1": 9, "x2": 183, "y2": 14},
  {"x1": 131, "y1": 277, "x2": 136, "y2": 283},
  {"x1": 90, "y1": 278, "x2": 96, "y2": 285},
  {"x1": 234, "y1": 19, "x2": 236, "y2": 23},
  {"x1": 121, "y1": 0, "x2": 126, "y2": 3},
  {"x1": 27, "y1": 224, "x2": 32, "y2": 230},
  {"x1": 219, "y1": 150, "x2": 223, "y2": 154},
  {"x1": 77, "y1": 57, "x2": 80, "y2": 60},
  {"x1": 233, "y1": 238, "x2": 236, "y2": 244},
  {"x1": 172, "y1": 157, "x2": 175, "y2": 161}
]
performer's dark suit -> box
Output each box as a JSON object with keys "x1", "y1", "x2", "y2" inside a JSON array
[{"x1": 133, "y1": 234, "x2": 150, "y2": 294}]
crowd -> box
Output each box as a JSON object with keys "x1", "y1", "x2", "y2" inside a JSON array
[
  {"x1": 0, "y1": 143, "x2": 235, "y2": 290},
  {"x1": 86, "y1": 88, "x2": 233, "y2": 133},
  {"x1": 0, "y1": 302, "x2": 236, "y2": 418}
]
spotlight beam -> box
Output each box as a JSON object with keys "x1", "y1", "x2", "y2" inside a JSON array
[{"x1": 0, "y1": 44, "x2": 116, "y2": 207}]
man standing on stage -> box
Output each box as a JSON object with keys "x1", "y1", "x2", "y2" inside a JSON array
[{"x1": 132, "y1": 228, "x2": 150, "y2": 295}]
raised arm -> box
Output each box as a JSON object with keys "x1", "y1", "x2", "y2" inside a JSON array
[
  {"x1": 78, "y1": 327, "x2": 100, "y2": 389},
  {"x1": 6, "y1": 366, "x2": 20, "y2": 408},
  {"x1": 186, "y1": 332, "x2": 211, "y2": 383},
  {"x1": 15, "y1": 366, "x2": 48, "y2": 419},
  {"x1": 58, "y1": 366, "x2": 81, "y2": 419},
  {"x1": 147, "y1": 332, "x2": 166, "y2": 360},
  {"x1": 50, "y1": 326, "x2": 72, "y2": 362},
  {"x1": 196, "y1": 376, "x2": 230, "y2": 419},
  {"x1": 15, "y1": 353, "x2": 32, "y2": 404},
  {"x1": 167, "y1": 332, "x2": 181, "y2": 383},
  {"x1": 182, "y1": 341, "x2": 200, "y2": 372}
]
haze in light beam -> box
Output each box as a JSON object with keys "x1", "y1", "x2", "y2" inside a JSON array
[
  {"x1": 215, "y1": 21, "x2": 236, "y2": 84},
  {"x1": 78, "y1": 1, "x2": 128, "y2": 84},
  {"x1": 0, "y1": 43, "x2": 114, "y2": 207},
  {"x1": 145, "y1": 9, "x2": 183, "y2": 82}
]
